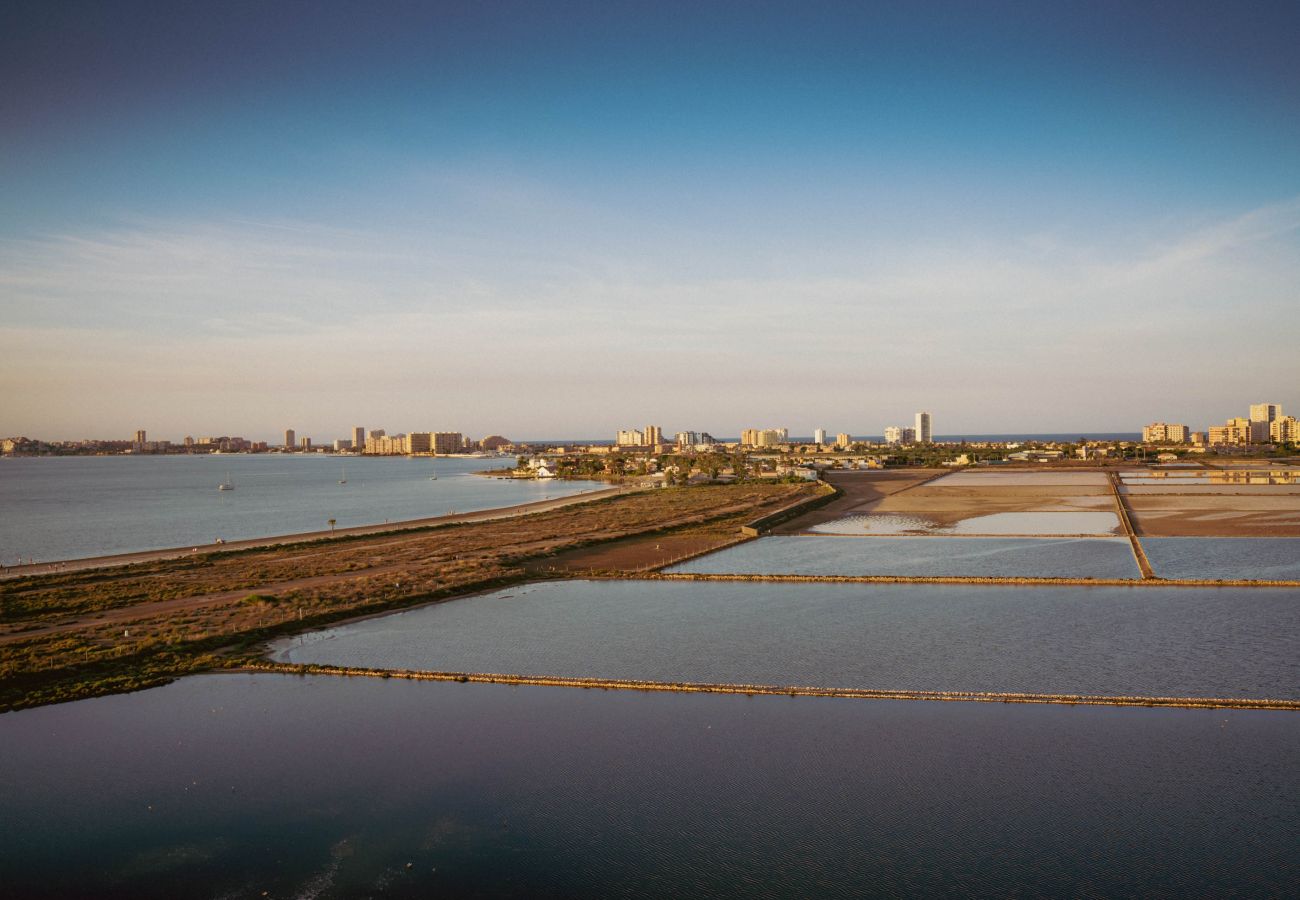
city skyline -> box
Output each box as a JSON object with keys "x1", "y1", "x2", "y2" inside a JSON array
[{"x1": 3, "y1": 2, "x2": 1298, "y2": 439}]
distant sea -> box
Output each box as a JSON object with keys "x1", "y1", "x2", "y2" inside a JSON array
[{"x1": 0, "y1": 455, "x2": 603, "y2": 564}]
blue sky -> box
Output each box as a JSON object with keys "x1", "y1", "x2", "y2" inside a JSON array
[{"x1": 2, "y1": 1, "x2": 1298, "y2": 441}]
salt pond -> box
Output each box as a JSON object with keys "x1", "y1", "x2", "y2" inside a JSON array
[
  {"x1": 667, "y1": 534, "x2": 1140, "y2": 578},
  {"x1": 930, "y1": 470, "x2": 1111, "y2": 487},
  {"x1": 268, "y1": 579, "x2": 1297, "y2": 699},
  {"x1": 1144, "y1": 537, "x2": 1300, "y2": 580},
  {"x1": 812, "y1": 511, "x2": 1121, "y2": 536},
  {"x1": 3, "y1": 675, "x2": 1295, "y2": 897}
]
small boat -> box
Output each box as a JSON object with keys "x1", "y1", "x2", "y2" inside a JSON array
[
  {"x1": 339, "y1": 464, "x2": 347, "y2": 484},
  {"x1": 218, "y1": 479, "x2": 234, "y2": 491},
  {"x1": 429, "y1": 474, "x2": 438, "y2": 480}
]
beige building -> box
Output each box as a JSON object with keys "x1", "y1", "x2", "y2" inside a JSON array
[
  {"x1": 835, "y1": 433, "x2": 852, "y2": 448},
  {"x1": 742, "y1": 428, "x2": 786, "y2": 448},
  {"x1": 643, "y1": 425, "x2": 662, "y2": 446},
  {"x1": 1249, "y1": 403, "x2": 1282, "y2": 424},
  {"x1": 284, "y1": 429, "x2": 295, "y2": 449},
  {"x1": 1208, "y1": 418, "x2": 1252, "y2": 445},
  {"x1": 432, "y1": 432, "x2": 463, "y2": 454},
  {"x1": 407, "y1": 432, "x2": 433, "y2": 454},
  {"x1": 1270, "y1": 416, "x2": 1300, "y2": 443},
  {"x1": 616, "y1": 429, "x2": 644, "y2": 447},
  {"x1": 1142, "y1": 422, "x2": 1189, "y2": 443},
  {"x1": 884, "y1": 425, "x2": 916, "y2": 445},
  {"x1": 365, "y1": 434, "x2": 406, "y2": 454}
]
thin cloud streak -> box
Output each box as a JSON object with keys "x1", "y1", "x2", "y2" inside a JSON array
[{"x1": 1, "y1": 197, "x2": 1297, "y2": 439}]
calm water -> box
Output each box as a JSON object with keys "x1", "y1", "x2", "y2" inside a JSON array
[
  {"x1": 0, "y1": 456, "x2": 602, "y2": 562},
  {"x1": 667, "y1": 535, "x2": 1142, "y2": 578},
  {"x1": 269, "y1": 580, "x2": 1299, "y2": 698},
  {"x1": 1, "y1": 674, "x2": 1295, "y2": 898},
  {"x1": 1144, "y1": 537, "x2": 1300, "y2": 580}
]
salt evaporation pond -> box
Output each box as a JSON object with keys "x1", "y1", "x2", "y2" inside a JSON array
[
  {"x1": 929, "y1": 470, "x2": 1112, "y2": 487},
  {"x1": 667, "y1": 535, "x2": 1141, "y2": 578},
  {"x1": 3, "y1": 674, "x2": 1296, "y2": 898},
  {"x1": 812, "y1": 511, "x2": 1121, "y2": 536},
  {"x1": 1143, "y1": 537, "x2": 1300, "y2": 580},
  {"x1": 268, "y1": 580, "x2": 1298, "y2": 699}
]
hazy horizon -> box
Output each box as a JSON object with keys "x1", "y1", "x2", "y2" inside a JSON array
[{"x1": 3, "y1": 2, "x2": 1298, "y2": 440}]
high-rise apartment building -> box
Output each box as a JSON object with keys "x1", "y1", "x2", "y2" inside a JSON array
[
  {"x1": 1249, "y1": 403, "x2": 1282, "y2": 424},
  {"x1": 284, "y1": 429, "x2": 295, "y2": 449},
  {"x1": 352, "y1": 426, "x2": 365, "y2": 448},
  {"x1": 741, "y1": 428, "x2": 787, "y2": 448},
  {"x1": 299, "y1": 436, "x2": 312, "y2": 450},
  {"x1": 616, "y1": 429, "x2": 644, "y2": 447},
  {"x1": 813, "y1": 428, "x2": 826, "y2": 446},
  {"x1": 836, "y1": 433, "x2": 852, "y2": 448},
  {"x1": 643, "y1": 425, "x2": 663, "y2": 446},
  {"x1": 1270, "y1": 417, "x2": 1300, "y2": 443},
  {"x1": 432, "y1": 432, "x2": 463, "y2": 454},
  {"x1": 914, "y1": 411, "x2": 932, "y2": 443},
  {"x1": 1142, "y1": 423, "x2": 1189, "y2": 443},
  {"x1": 134, "y1": 429, "x2": 147, "y2": 446},
  {"x1": 407, "y1": 432, "x2": 433, "y2": 454}
]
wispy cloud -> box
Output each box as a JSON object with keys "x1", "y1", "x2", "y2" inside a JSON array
[{"x1": 2, "y1": 197, "x2": 1297, "y2": 438}]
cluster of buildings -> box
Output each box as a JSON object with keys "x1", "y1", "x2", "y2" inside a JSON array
[
  {"x1": 1144, "y1": 402, "x2": 1299, "y2": 447},
  {"x1": 6, "y1": 427, "x2": 515, "y2": 457},
  {"x1": 883, "y1": 412, "x2": 933, "y2": 445}
]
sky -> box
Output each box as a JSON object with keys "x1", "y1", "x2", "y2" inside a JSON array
[{"x1": 2, "y1": 0, "x2": 1298, "y2": 442}]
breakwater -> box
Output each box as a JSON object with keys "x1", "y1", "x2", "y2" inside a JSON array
[
  {"x1": 1109, "y1": 472, "x2": 1156, "y2": 578},
  {"x1": 242, "y1": 661, "x2": 1300, "y2": 710}
]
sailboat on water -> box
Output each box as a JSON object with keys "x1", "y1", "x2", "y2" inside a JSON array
[
  {"x1": 218, "y1": 472, "x2": 235, "y2": 491},
  {"x1": 339, "y1": 464, "x2": 347, "y2": 484}
]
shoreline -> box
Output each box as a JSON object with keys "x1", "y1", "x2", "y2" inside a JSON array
[{"x1": 0, "y1": 485, "x2": 630, "y2": 580}]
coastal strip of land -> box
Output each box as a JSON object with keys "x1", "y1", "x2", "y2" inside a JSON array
[
  {"x1": 0, "y1": 485, "x2": 630, "y2": 580},
  {"x1": 241, "y1": 662, "x2": 1300, "y2": 711},
  {"x1": 0, "y1": 481, "x2": 822, "y2": 711}
]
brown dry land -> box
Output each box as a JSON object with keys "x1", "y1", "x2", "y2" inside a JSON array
[
  {"x1": 1124, "y1": 492, "x2": 1300, "y2": 536},
  {"x1": 780, "y1": 469, "x2": 1114, "y2": 530},
  {"x1": 0, "y1": 482, "x2": 817, "y2": 711},
  {"x1": 772, "y1": 469, "x2": 943, "y2": 531}
]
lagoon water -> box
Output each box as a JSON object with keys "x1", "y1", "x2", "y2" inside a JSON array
[
  {"x1": 1143, "y1": 537, "x2": 1300, "y2": 581},
  {"x1": 2, "y1": 674, "x2": 1296, "y2": 899},
  {"x1": 666, "y1": 535, "x2": 1141, "y2": 579},
  {"x1": 269, "y1": 580, "x2": 1299, "y2": 699},
  {"x1": 0, "y1": 455, "x2": 602, "y2": 563}
]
